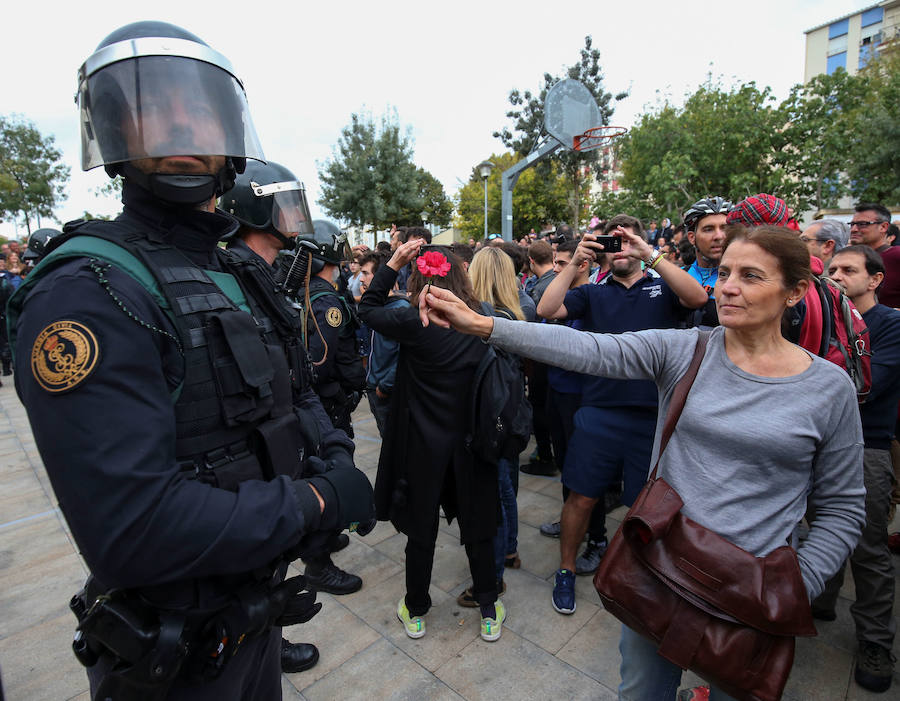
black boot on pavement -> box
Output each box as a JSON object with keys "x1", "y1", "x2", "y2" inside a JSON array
[
  {"x1": 280, "y1": 638, "x2": 319, "y2": 673},
  {"x1": 855, "y1": 641, "x2": 895, "y2": 693},
  {"x1": 304, "y1": 558, "x2": 362, "y2": 595}
]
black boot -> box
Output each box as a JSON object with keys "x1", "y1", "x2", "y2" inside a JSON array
[
  {"x1": 304, "y1": 557, "x2": 362, "y2": 595},
  {"x1": 280, "y1": 638, "x2": 319, "y2": 673}
]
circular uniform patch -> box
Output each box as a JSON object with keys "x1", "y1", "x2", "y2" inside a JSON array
[
  {"x1": 31, "y1": 320, "x2": 100, "y2": 393},
  {"x1": 325, "y1": 306, "x2": 343, "y2": 328}
]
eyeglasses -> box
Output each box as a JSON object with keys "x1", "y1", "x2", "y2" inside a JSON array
[{"x1": 849, "y1": 220, "x2": 883, "y2": 228}]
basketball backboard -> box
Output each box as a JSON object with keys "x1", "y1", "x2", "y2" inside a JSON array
[{"x1": 543, "y1": 79, "x2": 602, "y2": 151}]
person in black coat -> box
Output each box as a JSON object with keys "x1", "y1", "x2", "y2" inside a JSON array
[{"x1": 358, "y1": 239, "x2": 506, "y2": 641}]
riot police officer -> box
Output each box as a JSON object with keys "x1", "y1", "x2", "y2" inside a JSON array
[
  {"x1": 220, "y1": 159, "x2": 367, "y2": 666},
  {"x1": 303, "y1": 220, "x2": 366, "y2": 438},
  {"x1": 8, "y1": 21, "x2": 374, "y2": 701},
  {"x1": 22, "y1": 227, "x2": 60, "y2": 266}
]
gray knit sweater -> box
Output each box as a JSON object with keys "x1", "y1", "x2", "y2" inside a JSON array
[{"x1": 489, "y1": 320, "x2": 865, "y2": 600}]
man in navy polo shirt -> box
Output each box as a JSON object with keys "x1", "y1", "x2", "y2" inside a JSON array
[{"x1": 536, "y1": 214, "x2": 708, "y2": 615}]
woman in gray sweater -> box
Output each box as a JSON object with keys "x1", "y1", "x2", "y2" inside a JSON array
[{"x1": 420, "y1": 226, "x2": 865, "y2": 701}]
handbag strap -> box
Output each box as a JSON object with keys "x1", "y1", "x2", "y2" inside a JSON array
[{"x1": 649, "y1": 330, "x2": 711, "y2": 479}]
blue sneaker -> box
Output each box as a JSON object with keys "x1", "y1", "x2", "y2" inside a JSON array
[{"x1": 552, "y1": 569, "x2": 576, "y2": 614}]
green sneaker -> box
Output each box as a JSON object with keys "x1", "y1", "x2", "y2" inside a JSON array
[
  {"x1": 480, "y1": 600, "x2": 506, "y2": 642},
  {"x1": 397, "y1": 598, "x2": 425, "y2": 639}
]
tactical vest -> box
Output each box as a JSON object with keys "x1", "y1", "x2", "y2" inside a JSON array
[{"x1": 9, "y1": 219, "x2": 315, "y2": 488}]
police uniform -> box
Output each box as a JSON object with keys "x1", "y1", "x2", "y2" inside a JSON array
[
  {"x1": 9, "y1": 21, "x2": 374, "y2": 701},
  {"x1": 307, "y1": 276, "x2": 365, "y2": 437}
]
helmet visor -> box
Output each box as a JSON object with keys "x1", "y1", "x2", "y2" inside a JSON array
[
  {"x1": 272, "y1": 188, "x2": 314, "y2": 236},
  {"x1": 79, "y1": 55, "x2": 265, "y2": 170}
]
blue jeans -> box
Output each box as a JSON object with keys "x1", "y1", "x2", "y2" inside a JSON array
[
  {"x1": 618, "y1": 625, "x2": 738, "y2": 701},
  {"x1": 493, "y1": 458, "x2": 518, "y2": 582}
]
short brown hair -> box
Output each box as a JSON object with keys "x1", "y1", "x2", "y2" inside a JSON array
[
  {"x1": 404, "y1": 226, "x2": 432, "y2": 244},
  {"x1": 528, "y1": 240, "x2": 553, "y2": 265},
  {"x1": 604, "y1": 214, "x2": 644, "y2": 236},
  {"x1": 723, "y1": 225, "x2": 811, "y2": 289}
]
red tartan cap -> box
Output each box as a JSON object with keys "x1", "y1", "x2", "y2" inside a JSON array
[{"x1": 726, "y1": 194, "x2": 800, "y2": 231}]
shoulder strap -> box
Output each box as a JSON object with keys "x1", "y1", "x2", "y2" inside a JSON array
[{"x1": 650, "y1": 330, "x2": 710, "y2": 479}]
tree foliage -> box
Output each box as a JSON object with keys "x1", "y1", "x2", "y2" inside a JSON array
[
  {"x1": 617, "y1": 78, "x2": 785, "y2": 221},
  {"x1": 317, "y1": 110, "x2": 451, "y2": 231},
  {"x1": 0, "y1": 115, "x2": 70, "y2": 234},
  {"x1": 494, "y1": 35, "x2": 627, "y2": 228},
  {"x1": 454, "y1": 153, "x2": 570, "y2": 240},
  {"x1": 845, "y1": 49, "x2": 900, "y2": 204}
]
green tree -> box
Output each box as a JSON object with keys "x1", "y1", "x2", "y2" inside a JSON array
[
  {"x1": 0, "y1": 115, "x2": 70, "y2": 235},
  {"x1": 395, "y1": 167, "x2": 453, "y2": 228},
  {"x1": 618, "y1": 78, "x2": 785, "y2": 220},
  {"x1": 845, "y1": 50, "x2": 900, "y2": 205},
  {"x1": 454, "y1": 153, "x2": 569, "y2": 240},
  {"x1": 318, "y1": 110, "x2": 446, "y2": 230},
  {"x1": 775, "y1": 69, "x2": 866, "y2": 213},
  {"x1": 494, "y1": 35, "x2": 627, "y2": 228}
]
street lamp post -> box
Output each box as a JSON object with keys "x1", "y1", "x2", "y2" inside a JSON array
[{"x1": 477, "y1": 160, "x2": 495, "y2": 240}]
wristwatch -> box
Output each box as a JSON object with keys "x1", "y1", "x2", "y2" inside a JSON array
[{"x1": 645, "y1": 249, "x2": 661, "y2": 267}]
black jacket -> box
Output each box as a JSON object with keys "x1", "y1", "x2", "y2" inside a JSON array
[{"x1": 358, "y1": 265, "x2": 498, "y2": 543}]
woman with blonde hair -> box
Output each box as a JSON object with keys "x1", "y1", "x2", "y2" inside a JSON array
[
  {"x1": 456, "y1": 245, "x2": 528, "y2": 608},
  {"x1": 469, "y1": 247, "x2": 525, "y2": 321}
]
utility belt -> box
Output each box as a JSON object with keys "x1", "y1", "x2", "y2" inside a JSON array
[
  {"x1": 70, "y1": 568, "x2": 321, "y2": 701},
  {"x1": 177, "y1": 408, "x2": 313, "y2": 489}
]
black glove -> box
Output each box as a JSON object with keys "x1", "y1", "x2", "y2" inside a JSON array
[
  {"x1": 269, "y1": 575, "x2": 321, "y2": 628},
  {"x1": 302, "y1": 456, "x2": 331, "y2": 477},
  {"x1": 309, "y1": 467, "x2": 375, "y2": 530},
  {"x1": 353, "y1": 518, "x2": 377, "y2": 537}
]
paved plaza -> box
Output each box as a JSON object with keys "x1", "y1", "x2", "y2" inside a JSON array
[{"x1": 0, "y1": 378, "x2": 898, "y2": 700}]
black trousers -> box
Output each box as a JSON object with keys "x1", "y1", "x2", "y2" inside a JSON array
[
  {"x1": 405, "y1": 517, "x2": 496, "y2": 616},
  {"x1": 528, "y1": 361, "x2": 553, "y2": 461}
]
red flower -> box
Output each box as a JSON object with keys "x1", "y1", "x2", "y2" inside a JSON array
[{"x1": 416, "y1": 251, "x2": 451, "y2": 278}]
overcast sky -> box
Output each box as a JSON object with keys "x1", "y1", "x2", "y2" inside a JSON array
[{"x1": 2, "y1": 0, "x2": 860, "y2": 240}]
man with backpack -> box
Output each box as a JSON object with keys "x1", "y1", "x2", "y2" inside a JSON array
[{"x1": 819, "y1": 245, "x2": 900, "y2": 693}]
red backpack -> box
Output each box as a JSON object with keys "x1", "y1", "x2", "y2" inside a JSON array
[{"x1": 795, "y1": 262, "x2": 871, "y2": 402}]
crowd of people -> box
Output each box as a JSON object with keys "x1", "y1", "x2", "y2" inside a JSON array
[
  {"x1": 5, "y1": 18, "x2": 900, "y2": 701},
  {"x1": 328, "y1": 195, "x2": 900, "y2": 697}
]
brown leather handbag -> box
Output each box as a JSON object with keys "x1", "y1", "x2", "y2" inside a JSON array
[{"x1": 593, "y1": 332, "x2": 817, "y2": 701}]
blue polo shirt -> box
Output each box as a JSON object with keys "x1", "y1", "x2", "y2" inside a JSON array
[{"x1": 563, "y1": 270, "x2": 689, "y2": 408}]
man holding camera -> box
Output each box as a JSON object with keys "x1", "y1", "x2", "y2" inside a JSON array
[{"x1": 536, "y1": 214, "x2": 707, "y2": 615}]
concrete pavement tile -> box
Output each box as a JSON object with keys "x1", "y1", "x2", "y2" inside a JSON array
[
  {"x1": 0, "y1": 510, "x2": 74, "y2": 573},
  {"x1": 516, "y1": 522, "x2": 561, "y2": 579},
  {"x1": 501, "y1": 567, "x2": 598, "y2": 654},
  {"x1": 281, "y1": 598, "x2": 381, "y2": 687},
  {"x1": 339, "y1": 570, "x2": 479, "y2": 672},
  {"x1": 67, "y1": 693, "x2": 90, "y2": 701},
  {"x1": 536, "y1": 479, "x2": 565, "y2": 499},
  {"x1": 517, "y1": 473, "x2": 557, "y2": 494},
  {"x1": 557, "y1": 608, "x2": 624, "y2": 688},
  {"x1": 435, "y1": 628, "x2": 613, "y2": 701},
  {"x1": 281, "y1": 675, "x2": 307, "y2": 699},
  {"x1": 783, "y1": 635, "x2": 853, "y2": 700},
  {"x1": 438, "y1": 516, "x2": 461, "y2": 541},
  {"x1": 516, "y1": 489, "x2": 565, "y2": 529},
  {"x1": 0, "y1": 612, "x2": 88, "y2": 701},
  {"x1": 350, "y1": 519, "x2": 398, "y2": 546},
  {"x1": 0, "y1": 480, "x2": 53, "y2": 524},
  {"x1": 327, "y1": 535, "x2": 403, "y2": 591},
  {"x1": 302, "y1": 638, "x2": 464, "y2": 701},
  {"x1": 0, "y1": 552, "x2": 87, "y2": 638}
]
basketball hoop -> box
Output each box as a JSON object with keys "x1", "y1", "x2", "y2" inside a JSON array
[{"x1": 573, "y1": 125, "x2": 628, "y2": 152}]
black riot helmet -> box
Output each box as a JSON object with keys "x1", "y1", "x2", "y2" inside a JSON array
[
  {"x1": 23, "y1": 228, "x2": 61, "y2": 262},
  {"x1": 220, "y1": 160, "x2": 314, "y2": 250},
  {"x1": 298, "y1": 220, "x2": 352, "y2": 270},
  {"x1": 76, "y1": 21, "x2": 266, "y2": 205}
]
